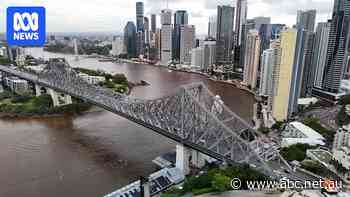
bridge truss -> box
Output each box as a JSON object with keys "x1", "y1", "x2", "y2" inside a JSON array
[{"x1": 0, "y1": 59, "x2": 289, "y2": 177}]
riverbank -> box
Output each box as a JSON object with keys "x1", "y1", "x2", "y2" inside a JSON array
[
  {"x1": 0, "y1": 92, "x2": 93, "y2": 118},
  {"x1": 74, "y1": 67, "x2": 148, "y2": 95},
  {"x1": 119, "y1": 59, "x2": 255, "y2": 95}
]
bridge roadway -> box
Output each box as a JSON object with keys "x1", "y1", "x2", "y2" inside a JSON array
[{"x1": 0, "y1": 59, "x2": 291, "y2": 178}]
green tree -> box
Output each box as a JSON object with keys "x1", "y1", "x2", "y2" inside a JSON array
[
  {"x1": 112, "y1": 74, "x2": 128, "y2": 85},
  {"x1": 259, "y1": 127, "x2": 271, "y2": 135},
  {"x1": 211, "y1": 174, "x2": 231, "y2": 192},
  {"x1": 280, "y1": 143, "x2": 313, "y2": 162}
]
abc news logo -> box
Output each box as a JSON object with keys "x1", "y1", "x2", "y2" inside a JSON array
[{"x1": 7, "y1": 7, "x2": 46, "y2": 46}]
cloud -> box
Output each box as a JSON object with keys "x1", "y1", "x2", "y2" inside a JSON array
[{"x1": 0, "y1": 0, "x2": 334, "y2": 34}]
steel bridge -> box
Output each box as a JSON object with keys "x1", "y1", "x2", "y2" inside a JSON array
[{"x1": 0, "y1": 59, "x2": 289, "y2": 178}]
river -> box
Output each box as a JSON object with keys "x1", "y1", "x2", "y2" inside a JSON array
[{"x1": 0, "y1": 48, "x2": 255, "y2": 197}]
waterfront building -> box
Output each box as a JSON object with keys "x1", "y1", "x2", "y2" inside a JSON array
[
  {"x1": 235, "y1": 0, "x2": 248, "y2": 46},
  {"x1": 281, "y1": 121, "x2": 325, "y2": 147},
  {"x1": 144, "y1": 17, "x2": 150, "y2": 46},
  {"x1": 191, "y1": 47, "x2": 204, "y2": 69},
  {"x1": 111, "y1": 36, "x2": 125, "y2": 56},
  {"x1": 136, "y1": 2, "x2": 144, "y2": 32},
  {"x1": 272, "y1": 28, "x2": 298, "y2": 121},
  {"x1": 243, "y1": 30, "x2": 261, "y2": 89},
  {"x1": 105, "y1": 168, "x2": 184, "y2": 197},
  {"x1": 202, "y1": 40, "x2": 216, "y2": 71},
  {"x1": 208, "y1": 16, "x2": 217, "y2": 39},
  {"x1": 78, "y1": 73, "x2": 105, "y2": 85},
  {"x1": 155, "y1": 29, "x2": 161, "y2": 60},
  {"x1": 296, "y1": 9, "x2": 317, "y2": 32},
  {"x1": 161, "y1": 9, "x2": 173, "y2": 65},
  {"x1": 173, "y1": 10, "x2": 188, "y2": 61},
  {"x1": 124, "y1": 21, "x2": 137, "y2": 57},
  {"x1": 4, "y1": 77, "x2": 29, "y2": 95},
  {"x1": 323, "y1": 0, "x2": 350, "y2": 93},
  {"x1": 312, "y1": 22, "x2": 331, "y2": 89},
  {"x1": 216, "y1": 5, "x2": 234, "y2": 65},
  {"x1": 179, "y1": 25, "x2": 195, "y2": 65},
  {"x1": 136, "y1": 31, "x2": 145, "y2": 57}
]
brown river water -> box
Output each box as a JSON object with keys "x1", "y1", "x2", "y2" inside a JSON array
[{"x1": 0, "y1": 48, "x2": 255, "y2": 197}]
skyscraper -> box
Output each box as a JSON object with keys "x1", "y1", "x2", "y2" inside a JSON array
[
  {"x1": 161, "y1": 9, "x2": 173, "y2": 65},
  {"x1": 180, "y1": 25, "x2": 195, "y2": 64},
  {"x1": 202, "y1": 40, "x2": 217, "y2": 71},
  {"x1": 144, "y1": 17, "x2": 150, "y2": 45},
  {"x1": 136, "y1": 31, "x2": 144, "y2": 56},
  {"x1": 173, "y1": 10, "x2": 189, "y2": 60},
  {"x1": 269, "y1": 40, "x2": 282, "y2": 112},
  {"x1": 136, "y1": 2, "x2": 144, "y2": 32},
  {"x1": 216, "y1": 5, "x2": 235, "y2": 65},
  {"x1": 272, "y1": 28, "x2": 298, "y2": 121},
  {"x1": 288, "y1": 29, "x2": 308, "y2": 116},
  {"x1": 296, "y1": 10, "x2": 317, "y2": 32},
  {"x1": 300, "y1": 32, "x2": 315, "y2": 97},
  {"x1": 151, "y1": 14, "x2": 157, "y2": 33},
  {"x1": 243, "y1": 30, "x2": 261, "y2": 89},
  {"x1": 260, "y1": 40, "x2": 281, "y2": 113},
  {"x1": 259, "y1": 24, "x2": 272, "y2": 53},
  {"x1": 240, "y1": 19, "x2": 256, "y2": 67},
  {"x1": 208, "y1": 16, "x2": 217, "y2": 39},
  {"x1": 235, "y1": 0, "x2": 248, "y2": 46},
  {"x1": 312, "y1": 22, "x2": 331, "y2": 89},
  {"x1": 124, "y1": 21, "x2": 137, "y2": 57},
  {"x1": 253, "y1": 16, "x2": 271, "y2": 32},
  {"x1": 323, "y1": 0, "x2": 350, "y2": 93}
]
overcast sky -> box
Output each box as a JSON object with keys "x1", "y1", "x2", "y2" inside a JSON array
[{"x1": 0, "y1": 0, "x2": 334, "y2": 35}]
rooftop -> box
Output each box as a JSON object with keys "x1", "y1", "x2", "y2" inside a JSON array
[{"x1": 289, "y1": 121, "x2": 325, "y2": 140}]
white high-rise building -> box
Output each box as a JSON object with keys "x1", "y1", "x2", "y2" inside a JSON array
[
  {"x1": 191, "y1": 47, "x2": 204, "y2": 69},
  {"x1": 208, "y1": 16, "x2": 217, "y2": 39},
  {"x1": 260, "y1": 40, "x2": 281, "y2": 97},
  {"x1": 260, "y1": 50, "x2": 275, "y2": 96},
  {"x1": 161, "y1": 9, "x2": 172, "y2": 65},
  {"x1": 111, "y1": 36, "x2": 125, "y2": 56},
  {"x1": 180, "y1": 25, "x2": 195, "y2": 64},
  {"x1": 243, "y1": 30, "x2": 261, "y2": 89},
  {"x1": 202, "y1": 40, "x2": 216, "y2": 71}
]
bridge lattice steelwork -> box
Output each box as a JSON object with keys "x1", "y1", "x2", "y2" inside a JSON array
[{"x1": 0, "y1": 60, "x2": 289, "y2": 177}]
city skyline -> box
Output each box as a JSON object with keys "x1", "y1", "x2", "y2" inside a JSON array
[{"x1": 1, "y1": 0, "x2": 333, "y2": 35}]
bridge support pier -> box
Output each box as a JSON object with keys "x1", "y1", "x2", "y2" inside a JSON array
[
  {"x1": 176, "y1": 144, "x2": 190, "y2": 175},
  {"x1": 35, "y1": 84, "x2": 42, "y2": 97},
  {"x1": 191, "y1": 150, "x2": 206, "y2": 169},
  {"x1": 35, "y1": 85, "x2": 72, "y2": 107}
]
